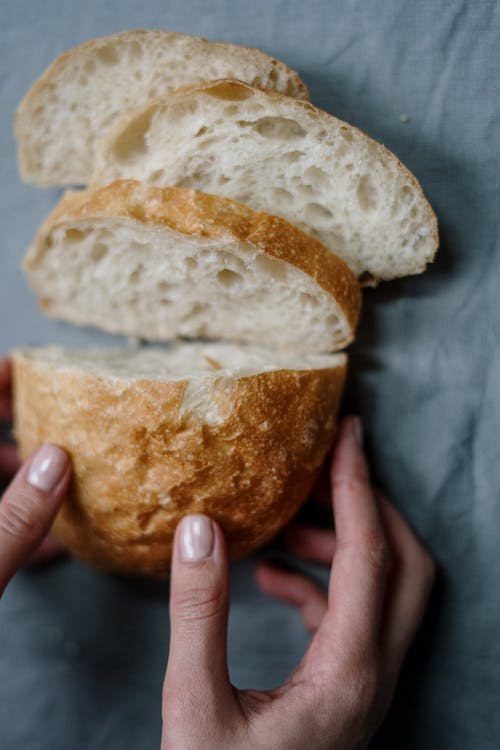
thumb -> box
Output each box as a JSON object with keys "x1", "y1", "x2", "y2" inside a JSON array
[
  {"x1": 164, "y1": 515, "x2": 233, "y2": 713},
  {"x1": 0, "y1": 444, "x2": 71, "y2": 595}
]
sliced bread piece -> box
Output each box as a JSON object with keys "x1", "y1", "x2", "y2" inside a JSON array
[
  {"x1": 93, "y1": 79, "x2": 438, "y2": 282},
  {"x1": 13, "y1": 343, "x2": 346, "y2": 573},
  {"x1": 23, "y1": 180, "x2": 361, "y2": 353},
  {"x1": 15, "y1": 31, "x2": 308, "y2": 187}
]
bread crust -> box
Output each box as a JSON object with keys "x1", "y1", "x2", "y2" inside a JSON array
[
  {"x1": 26, "y1": 180, "x2": 361, "y2": 347},
  {"x1": 12, "y1": 350, "x2": 346, "y2": 575},
  {"x1": 15, "y1": 30, "x2": 308, "y2": 186}
]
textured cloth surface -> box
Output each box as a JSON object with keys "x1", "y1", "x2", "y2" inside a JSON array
[{"x1": 1, "y1": 1, "x2": 499, "y2": 748}]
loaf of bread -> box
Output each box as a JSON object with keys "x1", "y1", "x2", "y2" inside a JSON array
[
  {"x1": 23, "y1": 180, "x2": 361, "y2": 353},
  {"x1": 13, "y1": 344, "x2": 346, "y2": 574},
  {"x1": 12, "y1": 31, "x2": 438, "y2": 575},
  {"x1": 15, "y1": 31, "x2": 308, "y2": 187},
  {"x1": 93, "y1": 79, "x2": 438, "y2": 282}
]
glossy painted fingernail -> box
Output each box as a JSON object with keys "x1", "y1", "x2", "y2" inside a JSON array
[
  {"x1": 179, "y1": 514, "x2": 214, "y2": 562},
  {"x1": 351, "y1": 416, "x2": 363, "y2": 447},
  {"x1": 27, "y1": 444, "x2": 68, "y2": 492}
]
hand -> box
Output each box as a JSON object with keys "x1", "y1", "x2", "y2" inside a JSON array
[
  {"x1": 161, "y1": 417, "x2": 435, "y2": 750},
  {"x1": 0, "y1": 358, "x2": 71, "y2": 594}
]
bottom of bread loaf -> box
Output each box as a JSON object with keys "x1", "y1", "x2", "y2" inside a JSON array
[{"x1": 12, "y1": 342, "x2": 346, "y2": 575}]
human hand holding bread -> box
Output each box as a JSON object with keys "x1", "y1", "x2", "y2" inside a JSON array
[
  {"x1": 163, "y1": 417, "x2": 434, "y2": 749},
  {"x1": 1, "y1": 368, "x2": 434, "y2": 749},
  {"x1": 0, "y1": 359, "x2": 70, "y2": 591},
  {"x1": 5, "y1": 29, "x2": 438, "y2": 748}
]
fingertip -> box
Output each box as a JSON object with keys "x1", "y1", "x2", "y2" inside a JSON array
[
  {"x1": 337, "y1": 414, "x2": 363, "y2": 448},
  {"x1": 0, "y1": 447, "x2": 71, "y2": 593},
  {"x1": 254, "y1": 563, "x2": 306, "y2": 602},
  {"x1": 336, "y1": 415, "x2": 364, "y2": 451},
  {"x1": 254, "y1": 562, "x2": 289, "y2": 599},
  {"x1": 0, "y1": 358, "x2": 11, "y2": 390},
  {"x1": 349, "y1": 415, "x2": 363, "y2": 447},
  {"x1": 254, "y1": 560, "x2": 274, "y2": 587},
  {"x1": 0, "y1": 398, "x2": 13, "y2": 423},
  {"x1": 25, "y1": 444, "x2": 71, "y2": 494},
  {"x1": 254, "y1": 562, "x2": 327, "y2": 633},
  {"x1": 331, "y1": 415, "x2": 369, "y2": 484},
  {"x1": 174, "y1": 514, "x2": 214, "y2": 564},
  {"x1": 282, "y1": 523, "x2": 336, "y2": 565}
]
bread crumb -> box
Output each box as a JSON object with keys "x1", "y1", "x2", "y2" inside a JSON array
[
  {"x1": 399, "y1": 113, "x2": 410, "y2": 124},
  {"x1": 205, "y1": 355, "x2": 223, "y2": 370}
]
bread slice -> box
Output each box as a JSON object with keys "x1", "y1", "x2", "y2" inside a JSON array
[
  {"x1": 23, "y1": 180, "x2": 361, "y2": 353},
  {"x1": 93, "y1": 79, "x2": 438, "y2": 282},
  {"x1": 15, "y1": 31, "x2": 308, "y2": 187},
  {"x1": 12, "y1": 343, "x2": 346, "y2": 574}
]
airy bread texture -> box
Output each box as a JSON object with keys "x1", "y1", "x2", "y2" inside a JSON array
[
  {"x1": 24, "y1": 180, "x2": 361, "y2": 353},
  {"x1": 93, "y1": 79, "x2": 438, "y2": 281},
  {"x1": 15, "y1": 31, "x2": 308, "y2": 187},
  {"x1": 13, "y1": 344, "x2": 346, "y2": 574}
]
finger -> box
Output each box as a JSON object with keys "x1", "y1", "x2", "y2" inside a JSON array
[
  {"x1": 309, "y1": 459, "x2": 332, "y2": 510},
  {"x1": 164, "y1": 515, "x2": 234, "y2": 714},
  {"x1": 27, "y1": 534, "x2": 67, "y2": 566},
  {"x1": 313, "y1": 417, "x2": 389, "y2": 663},
  {"x1": 282, "y1": 523, "x2": 336, "y2": 566},
  {"x1": 0, "y1": 394, "x2": 12, "y2": 422},
  {"x1": 0, "y1": 359, "x2": 10, "y2": 393},
  {"x1": 377, "y1": 496, "x2": 435, "y2": 678},
  {"x1": 0, "y1": 444, "x2": 20, "y2": 478},
  {"x1": 0, "y1": 360, "x2": 12, "y2": 422},
  {"x1": 255, "y1": 562, "x2": 327, "y2": 633},
  {"x1": 0, "y1": 444, "x2": 71, "y2": 595}
]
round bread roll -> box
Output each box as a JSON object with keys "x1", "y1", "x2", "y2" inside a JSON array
[{"x1": 12, "y1": 344, "x2": 346, "y2": 575}]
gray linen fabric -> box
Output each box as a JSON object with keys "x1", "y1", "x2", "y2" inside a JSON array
[{"x1": 0, "y1": 1, "x2": 499, "y2": 747}]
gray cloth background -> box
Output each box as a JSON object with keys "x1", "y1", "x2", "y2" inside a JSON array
[{"x1": 1, "y1": 1, "x2": 499, "y2": 747}]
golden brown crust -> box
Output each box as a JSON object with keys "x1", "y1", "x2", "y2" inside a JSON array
[
  {"x1": 29, "y1": 180, "x2": 361, "y2": 345},
  {"x1": 12, "y1": 351, "x2": 346, "y2": 575}
]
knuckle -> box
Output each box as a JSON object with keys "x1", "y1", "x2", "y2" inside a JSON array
[
  {"x1": 360, "y1": 532, "x2": 389, "y2": 573},
  {"x1": 173, "y1": 581, "x2": 226, "y2": 624},
  {"x1": 161, "y1": 687, "x2": 211, "y2": 749},
  {"x1": 344, "y1": 660, "x2": 380, "y2": 721},
  {"x1": 0, "y1": 488, "x2": 44, "y2": 541}
]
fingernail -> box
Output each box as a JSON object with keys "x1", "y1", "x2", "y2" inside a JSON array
[
  {"x1": 27, "y1": 444, "x2": 68, "y2": 492},
  {"x1": 351, "y1": 416, "x2": 363, "y2": 447},
  {"x1": 179, "y1": 515, "x2": 214, "y2": 562}
]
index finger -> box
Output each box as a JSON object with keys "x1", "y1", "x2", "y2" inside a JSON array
[
  {"x1": 312, "y1": 417, "x2": 389, "y2": 665},
  {"x1": 0, "y1": 359, "x2": 12, "y2": 422},
  {"x1": 0, "y1": 445, "x2": 70, "y2": 595},
  {"x1": 0, "y1": 359, "x2": 11, "y2": 393}
]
